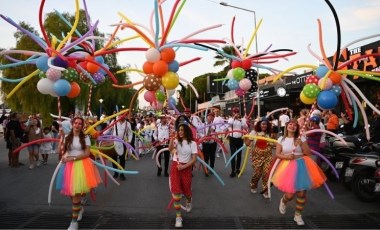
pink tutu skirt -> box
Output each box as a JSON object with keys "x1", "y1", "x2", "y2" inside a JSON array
[
  {"x1": 56, "y1": 157, "x2": 102, "y2": 196},
  {"x1": 271, "y1": 156, "x2": 326, "y2": 193}
]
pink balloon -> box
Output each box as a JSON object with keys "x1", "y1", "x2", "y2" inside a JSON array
[
  {"x1": 144, "y1": 90, "x2": 156, "y2": 103},
  {"x1": 235, "y1": 88, "x2": 245, "y2": 97},
  {"x1": 239, "y1": 78, "x2": 252, "y2": 91},
  {"x1": 318, "y1": 78, "x2": 333, "y2": 90},
  {"x1": 46, "y1": 68, "x2": 62, "y2": 81}
]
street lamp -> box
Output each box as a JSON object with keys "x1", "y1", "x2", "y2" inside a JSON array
[
  {"x1": 219, "y1": 2, "x2": 261, "y2": 118},
  {"x1": 98, "y1": 98, "x2": 103, "y2": 118}
]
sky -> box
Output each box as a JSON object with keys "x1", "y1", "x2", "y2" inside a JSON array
[{"x1": 0, "y1": 0, "x2": 380, "y2": 108}]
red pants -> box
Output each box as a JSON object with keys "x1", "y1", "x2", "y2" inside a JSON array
[{"x1": 169, "y1": 161, "x2": 193, "y2": 197}]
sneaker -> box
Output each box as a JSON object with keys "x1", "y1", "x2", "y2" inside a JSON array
[
  {"x1": 43, "y1": 161, "x2": 47, "y2": 165},
  {"x1": 36, "y1": 161, "x2": 42, "y2": 167},
  {"x1": 113, "y1": 173, "x2": 119, "y2": 179},
  {"x1": 186, "y1": 201, "x2": 192, "y2": 212},
  {"x1": 236, "y1": 169, "x2": 241, "y2": 175},
  {"x1": 279, "y1": 198, "x2": 286, "y2": 214},
  {"x1": 294, "y1": 214, "x2": 305, "y2": 225},
  {"x1": 262, "y1": 193, "x2": 270, "y2": 199},
  {"x1": 29, "y1": 165, "x2": 34, "y2": 170},
  {"x1": 67, "y1": 221, "x2": 78, "y2": 230},
  {"x1": 250, "y1": 188, "x2": 257, "y2": 194},
  {"x1": 120, "y1": 174, "x2": 126, "y2": 181},
  {"x1": 229, "y1": 172, "x2": 236, "y2": 178},
  {"x1": 175, "y1": 217, "x2": 183, "y2": 228},
  {"x1": 77, "y1": 206, "x2": 84, "y2": 221}
]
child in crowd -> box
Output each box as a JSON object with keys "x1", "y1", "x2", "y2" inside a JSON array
[{"x1": 40, "y1": 127, "x2": 53, "y2": 165}]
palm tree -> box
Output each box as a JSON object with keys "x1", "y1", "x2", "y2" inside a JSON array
[{"x1": 213, "y1": 45, "x2": 239, "y2": 72}]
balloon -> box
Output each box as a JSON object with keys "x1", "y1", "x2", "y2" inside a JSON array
[
  {"x1": 143, "y1": 74, "x2": 162, "y2": 91},
  {"x1": 316, "y1": 65, "x2": 329, "y2": 79},
  {"x1": 317, "y1": 90, "x2": 338, "y2": 110},
  {"x1": 152, "y1": 101, "x2": 164, "y2": 110},
  {"x1": 233, "y1": 67, "x2": 245, "y2": 81},
  {"x1": 168, "y1": 96, "x2": 177, "y2": 106},
  {"x1": 53, "y1": 56, "x2": 68, "y2": 68},
  {"x1": 241, "y1": 59, "x2": 252, "y2": 70},
  {"x1": 53, "y1": 79, "x2": 71, "y2": 96},
  {"x1": 46, "y1": 68, "x2": 62, "y2": 81},
  {"x1": 318, "y1": 77, "x2": 333, "y2": 90},
  {"x1": 161, "y1": 71, "x2": 179, "y2": 90},
  {"x1": 168, "y1": 60, "x2": 179, "y2": 73},
  {"x1": 36, "y1": 55, "x2": 49, "y2": 72},
  {"x1": 330, "y1": 84, "x2": 342, "y2": 96},
  {"x1": 239, "y1": 78, "x2": 252, "y2": 91},
  {"x1": 300, "y1": 91, "x2": 316, "y2": 105},
  {"x1": 144, "y1": 90, "x2": 156, "y2": 103},
  {"x1": 86, "y1": 62, "x2": 100, "y2": 74},
  {"x1": 95, "y1": 56, "x2": 104, "y2": 64},
  {"x1": 245, "y1": 69, "x2": 258, "y2": 93},
  {"x1": 153, "y1": 60, "x2": 168, "y2": 76},
  {"x1": 231, "y1": 60, "x2": 242, "y2": 69},
  {"x1": 62, "y1": 68, "x2": 79, "y2": 82},
  {"x1": 145, "y1": 48, "x2": 161, "y2": 62},
  {"x1": 226, "y1": 69, "x2": 234, "y2": 79},
  {"x1": 235, "y1": 88, "x2": 245, "y2": 97},
  {"x1": 329, "y1": 71, "x2": 342, "y2": 84},
  {"x1": 305, "y1": 75, "x2": 319, "y2": 85},
  {"x1": 167, "y1": 89, "x2": 176, "y2": 97},
  {"x1": 93, "y1": 72, "x2": 105, "y2": 84},
  {"x1": 227, "y1": 79, "x2": 239, "y2": 90},
  {"x1": 38, "y1": 71, "x2": 46, "y2": 79},
  {"x1": 142, "y1": 61, "x2": 154, "y2": 74},
  {"x1": 67, "y1": 82, "x2": 81, "y2": 98},
  {"x1": 302, "y1": 83, "x2": 321, "y2": 98},
  {"x1": 99, "y1": 64, "x2": 109, "y2": 75},
  {"x1": 155, "y1": 90, "x2": 165, "y2": 102},
  {"x1": 160, "y1": 47, "x2": 176, "y2": 63},
  {"x1": 37, "y1": 78, "x2": 55, "y2": 95}
]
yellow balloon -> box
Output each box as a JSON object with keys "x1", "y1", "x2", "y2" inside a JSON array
[
  {"x1": 300, "y1": 91, "x2": 316, "y2": 105},
  {"x1": 161, "y1": 71, "x2": 179, "y2": 90}
]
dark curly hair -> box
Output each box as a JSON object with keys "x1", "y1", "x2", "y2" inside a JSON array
[
  {"x1": 254, "y1": 120, "x2": 272, "y2": 134},
  {"x1": 177, "y1": 123, "x2": 194, "y2": 145}
]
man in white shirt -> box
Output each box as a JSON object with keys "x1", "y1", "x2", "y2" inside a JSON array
[
  {"x1": 202, "y1": 112, "x2": 217, "y2": 176},
  {"x1": 228, "y1": 107, "x2": 248, "y2": 178},
  {"x1": 153, "y1": 116, "x2": 170, "y2": 177},
  {"x1": 112, "y1": 115, "x2": 133, "y2": 180},
  {"x1": 213, "y1": 109, "x2": 227, "y2": 157},
  {"x1": 279, "y1": 110, "x2": 290, "y2": 135},
  {"x1": 184, "y1": 108, "x2": 203, "y2": 139}
]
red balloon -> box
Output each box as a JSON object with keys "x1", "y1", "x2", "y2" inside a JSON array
[
  {"x1": 143, "y1": 61, "x2": 154, "y2": 74},
  {"x1": 160, "y1": 48, "x2": 176, "y2": 63},
  {"x1": 241, "y1": 59, "x2": 252, "y2": 70},
  {"x1": 231, "y1": 60, "x2": 242, "y2": 69},
  {"x1": 67, "y1": 82, "x2": 81, "y2": 98},
  {"x1": 305, "y1": 75, "x2": 319, "y2": 85},
  {"x1": 153, "y1": 60, "x2": 168, "y2": 76}
]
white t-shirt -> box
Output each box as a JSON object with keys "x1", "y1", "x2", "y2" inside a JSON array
[
  {"x1": 277, "y1": 136, "x2": 306, "y2": 156},
  {"x1": 174, "y1": 140, "x2": 197, "y2": 163},
  {"x1": 66, "y1": 135, "x2": 91, "y2": 157},
  {"x1": 279, "y1": 114, "x2": 290, "y2": 127}
]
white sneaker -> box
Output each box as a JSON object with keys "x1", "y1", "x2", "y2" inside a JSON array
[
  {"x1": 36, "y1": 161, "x2": 42, "y2": 167},
  {"x1": 279, "y1": 198, "x2": 286, "y2": 214},
  {"x1": 186, "y1": 201, "x2": 192, "y2": 213},
  {"x1": 175, "y1": 217, "x2": 183, "y2": 228},
  {"x1": 77, "y1": 206, "x2": 84, "y2": 221},
  {"x1": 294, "y1": 214, "x2": 305, "y2": 225},
  {"x1": 29, "y1": 164, "x2": 34, "y2": 170},
  {"x1": 262, "y1": 193, "x2": 270, "y2": 199},
  {"x1": 250, "y1": 188, "x2": 257, "y2": 194},
  {"x1": 67, "y1": 221, "x2": 78, "y2": 230}
]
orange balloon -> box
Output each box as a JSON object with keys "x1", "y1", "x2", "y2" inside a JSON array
[
  {"x1": 153, "y1": 60, "x2": 168, "y2": 76},
  {"x1": 67, "y1": 82, "x2": 81, "y2": 98},
  {"x1": 329, "y1": 72, "x2": 342, "y2": 84},
  {"x1": 86, "y1": 62, "x2": 100, "y2": 74},
  {"x1": 160, "y1": 48, "x2": 176, "y2": 63},
  {"x1": 143, "y1": 61, "x2": 154, "y2": 74}
]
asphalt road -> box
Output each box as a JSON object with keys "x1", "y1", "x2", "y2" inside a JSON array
[{"x1": 0, "y1": 138, "x2": 379, "y2": 229}]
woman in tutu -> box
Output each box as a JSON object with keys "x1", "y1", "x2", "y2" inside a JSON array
[
  {"x1": 56, "y1": 117, "x2": 102, "y2": 230},
  {"x1": 271, "y1": 119, "x2": 326, "y2": 226}
]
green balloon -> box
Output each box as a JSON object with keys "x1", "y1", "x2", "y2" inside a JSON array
[
  {"x1": 302, "y1": 83, "x2": 320, "y2": 98},
  {"x1": 155, "y1": 90, "x2": 165, "y2": 102},
  {"x1": 232, "y1": 67, "x2": 245, "y2": 81},
  {"x1": 62, "y1": 68, "x2": 79, "y2": 82}
]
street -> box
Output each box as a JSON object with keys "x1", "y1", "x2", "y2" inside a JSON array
[{"x1": 0, "y1": 138, "x2": 379, "y2": 229}]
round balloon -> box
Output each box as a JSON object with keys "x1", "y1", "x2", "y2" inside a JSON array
[
  {"x1": 67, "y1": 82, "x2": 81, "y2": 98},
  {"x1": 239, "y1": 78, "x2": 252, "y2": 91},
  {"x1": 62, "y1": 68, "x2": 79, "y2": 82},
  {"x1": 233, "y1": 67, "x2": 245, "y2": 81},
  {"x1": 231, "y1": 60, "x2": 242, "y2": 69},
  {"x1": 317, "y1": 90, "x2": 338, "y2": 110},
  {"x1": 144, "y1": 90, "x2": 156, "y2": 103},
  {"x1": 160, "y1": 48, "x2": 176, "y2": 63},
  {"x1": 145, "y1": 48, "x2": 161, "y2": 62},
  {"x1": 330, "y1": 84, "x2": 342, "y2": 96},
  {"x1": 302, "y1": 83, "x2": 321, "y2": 98},
  {"x1": 318, "y1": 77, "x2": 333, "y2": 90},
  {"x1": 153, "y1": 60, "x2": 169, "y2": 76},
  {"x1": 300, "y1": 91, "x2": 316, "y2": 105},
  {"x1": 161, "y1": 72, "x2": 179, "y2": 90},
  {"x1": 155, "y1": 90, "x2": 166, "y2": 102},
  {"x1": 53, "y1": 79, "x2": 71, "y2": 96},
  {"x1": 305, "y1": 75, "x2": 319, "y2": 85},
  {"x1": 36, "y1": 55, "x2": 49, "y2": 72},
  {"x1": 241, "y1": 59, "x2": 252, "y2": 70},
  {"x1": 46, "y1": 68, "x2": 62, "y2": 81},
  {"x1": 143, "y1": 74, "x2": 162, "y2": 91},
  {"x1": 227, "y1": 79, "x2": 239, "y2": 90},
  {"x1": 235, "y1": 88, "x2": 245, "y2": 97},
  {"x1": 315, "y1": 65, "x2": 329, "y2": 79},
  {"x1": 143, "y1": 61, "x2": 154, "y2": 74},
  {"x1": 168, "y1": 60, "x2": 179, "y2": 73},
  {"x1": 37, "y1": 78, "x2": 55, "y2": 95},
  {"x1": 329, "y1": 72, "x2": 342, "y2": 84}
]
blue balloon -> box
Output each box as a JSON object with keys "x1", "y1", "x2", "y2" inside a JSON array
[
  {"x1": 99, "y1": 64, "x2": 109, "y2": 75},
  {"x1": 168, "y1": 60, "x2": 179, "y2": 73},
  {"x1": 227, "y1": 79, "x2": 239, "y2": 90},
  {"x1": 36, "y1": 55, "x2": 49, "y2": 72},
  {"x1": 168, "y1": 96, "x2": 177, "y2": 106},
  {"x1": 53, "y1": 79, "x2": 71, "y2": 96},
  {"x1": 317, "y1": 90, "x2": 338, "y2": 110},
  {"x1": 330, "y1": 84, "x2": 342, "y2": 96},
  {"x1": 315, "y1": 65, "x2": 329, "y2": 79},
  {"x1": 95, "y1": 56, "x2": 104, "y2": 64}
]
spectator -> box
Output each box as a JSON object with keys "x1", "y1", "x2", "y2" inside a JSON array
[{"x1": 325, "y1": 110, "x2": 339, "y2": 133}]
